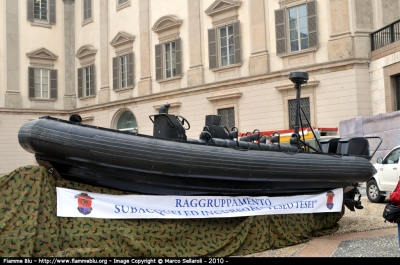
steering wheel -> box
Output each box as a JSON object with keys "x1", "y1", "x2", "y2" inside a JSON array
[{"x1": 176, "y1": 115, "x2": 191, "y2": 130}]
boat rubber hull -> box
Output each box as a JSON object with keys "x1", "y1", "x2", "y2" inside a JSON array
[{"x1": 18, "y1": 118, "x2": 377, "y2": 196}]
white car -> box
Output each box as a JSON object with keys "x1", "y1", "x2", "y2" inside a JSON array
[{"x1": 366, "y1": 145, "x2": 400, "y2": 203}]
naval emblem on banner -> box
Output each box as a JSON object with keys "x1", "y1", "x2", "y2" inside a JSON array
[{"x1": 75, "y1": 193, "x2": 94, "y2": 215}]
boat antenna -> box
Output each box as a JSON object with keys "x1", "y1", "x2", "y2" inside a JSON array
[{"x1": 289, "y1": 72, "x2": 309, "y2": 148}]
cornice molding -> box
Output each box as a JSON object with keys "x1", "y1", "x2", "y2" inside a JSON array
[
  {"x1": 63, "y1": 0, "x2": 75, "y2": 5},
  {"x1": 26, "y1": 48, "x2": 58, "y2": 60},
  {"x1": 207, "y1": 89, "x2": 242, "y2": 101},
  {"x1": 205, "y1": 0, "x2": 242, "y2": 16},
  {"x1": 152, "y1": 15, "x2": 183, "y2": 33},
  {"x1": 75, "y1": 45, "x2": 97, "y2": 59},
  {"x1": 153, "y1": 100, "x2": 182, "y2": 110},
  {"x1": 110, "y1": 31, "x2": 135, "y2": 47},
  {"x1": 279, "y1": 0, "x2": 306, "y2": 8},
  {"x1": 275, "y1": 77, "x2": 319, "y2": 91}
]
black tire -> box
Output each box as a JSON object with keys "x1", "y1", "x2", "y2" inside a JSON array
[{"x1": 366, "y1": 179, "x2": 385, "y2": 203}]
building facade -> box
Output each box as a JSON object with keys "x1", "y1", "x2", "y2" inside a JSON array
[{"x1": 0, "y1": 0, "x2": 399, "y2": 175}]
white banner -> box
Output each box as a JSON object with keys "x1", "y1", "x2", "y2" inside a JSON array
[{"x1": 57, "y1": 187, "x2": 343, "y2": 219}]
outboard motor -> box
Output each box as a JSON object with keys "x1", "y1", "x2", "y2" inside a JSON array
[{"x1": 149, "y1": 103, "x2": 188, "y2": 141}]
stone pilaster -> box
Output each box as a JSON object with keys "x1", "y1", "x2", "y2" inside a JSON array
[
  {"x1": 187, "y1": 0, "x2": 204, "y2": 87},
  {"x1": 5, "y1": 0, "x2": 22, "y2": 108},
  {"x1": 98, "y1": 0, "x2": 110, "y2": 104},
  {"x1": 352, "y1": 0, "x2": 374, "y2": 59},
  {"x1": 382, "y1": 0, "x2": 400, "y2": 26},
  {"x1": 138, "y1": 0, "x2": 152, "y2": 96},
  {"x1": 63, "y1": 0, "x2": 76, "y2": 109},
  {"x1": 328, "y1": 0, "x2": 354, "y2": 61},
  {"x1": 248, "y1": 0, "x2": 269, "y2": 76}
]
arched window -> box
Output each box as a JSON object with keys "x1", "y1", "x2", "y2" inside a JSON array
[{"x1": 117, "y1": 111, "x2": 138, "y2": 133}]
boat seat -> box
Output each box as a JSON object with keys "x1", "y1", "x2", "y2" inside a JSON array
[
  {"x1": 319, "y1": 138, "x2": 340, "y2": 153},
  {"x1": 336, "y1": 137, "x2": 370, "y2": 157}
]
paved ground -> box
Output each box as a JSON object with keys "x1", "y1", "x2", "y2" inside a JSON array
[
  {"x1": 294, "y1": 184, "x2": 400, "y2": 257},
  {"x1": 244, "y1": 192, "x2": 400, "y2": 258},
  {"x1": 295, "y1": 227, "x2": 399, "y2": 257},
  {"x1": 302, "y1": 184, "x2": 400, "y2": 257}
]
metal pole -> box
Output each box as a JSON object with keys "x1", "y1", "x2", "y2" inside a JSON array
[
  {"x1": 289, "y1": 72, "x2": 309, "y2": 148},
  {"x1": 294, "y1": 81, "x2": 302, "y2": 135}
]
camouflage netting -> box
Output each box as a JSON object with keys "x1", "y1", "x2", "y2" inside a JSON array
[{"x1": 0, "y1": 166, "x2": 344, "y2": 257}]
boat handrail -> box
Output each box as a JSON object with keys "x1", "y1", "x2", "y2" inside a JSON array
[
  {"x1": 176, "y1": 115, "x2": 190, "y2": 130},
  {"x1": 148, "y1": 113, "x2": 175, "y2": 128},
  {"x1": 365, "y1": 136, "x2": 383, "y2": 161}
]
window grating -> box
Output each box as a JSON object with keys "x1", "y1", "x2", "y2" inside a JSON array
[
  {"x1": 218, "y1": 108, "x2": 235, "y2": 130},
  {"x1": 288, "y1": 98, "x2": 310, "y2": 129}
]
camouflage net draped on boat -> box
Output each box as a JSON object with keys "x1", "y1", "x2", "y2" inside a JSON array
[{"x1": 0, "y1": 166, "x2": 344, "y2": 257}]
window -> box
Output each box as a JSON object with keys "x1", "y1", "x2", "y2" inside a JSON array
[
  {"x1": 208, "y1": 21, "x2": 241, "y2": 70},
  {"x1": 218, "y1": 107, "x2": 235, "y2": 130},
  {"x1": 275, "y1": 0, "x2": 317, "y2": 55},
  {"x1": 112, "y1": 53, "x2": 134, "y2": 90},
  {"x1": 288, "y1": 98, "x2": 311, "y2": 129},
  {"x1": 117, "y1": 111, "x2": 138, "y2": 133},
  {"x1": 28, "y1": 67, "x2": 58, "y2": 99},
  {"x1": 288, "y1": 5, "x2": 308, "y2": 52},
  {"x1": 34, "y1": 69, "x2": 49, "y2": 98},
  {"x1": 395, "y1": 76, "x2": 400, "y2": 111},
  {"x1": 383, "y1": 148, "x2": 400, "y2": 164},
  {"x1": 85, "y1": 66, "x2": 93, "y2": 96},
  {"x1": 77, "y1": 65, "x2": 95, "y2": 98},
  {"x1": 219, "y1": 25, "x2": 234, "y2": 67},
  {"x1": 165, "y1": 42, "x2": 176, "y2": 78},
  {"x1": 155, "y1": 39, "x2": 181, "y2": 81},
  {"x1": 117, "y1": 0, "x2": 130, "y2": 11},
  {"x1": 83, "y1": 0, "x2": 92, "y2": 22},
  {"x1": 120, "y1": 55, "x2": 128, "y2": 88},
  {"x1": 34, "y1": 0, "x2": 48, "y2": 21},
  {"x1": 27, "y1": 0, "x2": 56, "y2": 25}
]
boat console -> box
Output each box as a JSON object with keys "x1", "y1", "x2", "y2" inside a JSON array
[{"x1": 149, "y1": 103, "x2": 189, "y2": 141}]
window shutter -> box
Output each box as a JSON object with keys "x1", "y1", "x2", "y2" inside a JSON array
[
  {"x1": 275, "y1": 9, "x2": 286, "y2": 55},
  {"x1": 175, "y1": 38, "x2": 182, "y2": 76},
  {"x1": 91, "y1": 65, "x2": 96, "y2": 95},
  {"x1": 307, "y1": 0, "x2": 318, "y2": 48},
  {"x1": 27, "y1": 0, "x2": 34, "y2": 21},
  {"x1": 155, "y1": 44, "x2": 162, "y2": 81},
  {"x1": 83, "y1": 0, "x2": 88, "y2": 20},
  {"x1": 28, "y1": 67, "x2": 35, "y2": 98},
  {"x1": 78, "y1": 67, "x2": 83, "y2": 98},
  {"x1": 128, "y1": 52, "x2": 134, "y2": 87},
  {"x1": 233, "y1": 21, "x2": 241, "y2": 64},
  {"x1": 49, "y1": 0, "x2": 56, "y2": 24},
  {"x1": 208, "y1": 28, "x2": 217, "y2": 69},
  {"x1": 113, "y1": 57, "x2": 118, "y2": 89},
  {"x1": 50, "y1": 69, "x2": 58, "y2": 99},
  {"x1": 88, "y1": 0, "x2": 92, "y2": 20}
]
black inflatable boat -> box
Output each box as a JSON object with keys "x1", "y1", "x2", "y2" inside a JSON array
[{"x1": 18, "y1": 72, "x2": 380, "y2": 209}]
